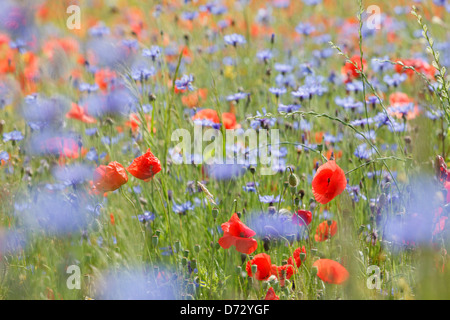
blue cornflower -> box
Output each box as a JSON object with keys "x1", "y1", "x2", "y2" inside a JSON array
[
  {"x1": 426, "y1": 109, "x2": 443, "y2": 120},
  {"x1": 278, "y1": 103, "x2": 301, "y2": 113},
  {"x1": 226, "y1": 92, "x2": 249, "y2": 102},
  {"x1": 269, "y1": 87, "x2": 287, "y2": 97},
  {"x1": 138, "y1": 211, "x2": 155, "y2": 223},
  {"x1": 383, "y1": 73, "x2": 407, "y2": 87},
  {"x1": 335, "y1": 96, "x2": 363, "y2": 110},
  {"x1": 275, "y1": 74, "x2": 296, "y2": 88},
  {"x1": 224, "y1": 34, "x2": 246, "y2": 47},
  {"x1": 181, "y1": 11, "x2": 198, "y2": 21},
  {"x1": 259, "y1": 195, "x2": 283, "y2": 204},
  {"x1": 243, "y1": 182, "x2": 259, "y2": 193},
  {"x1": 173, "y1": 201, "x2": 195, "y2": 215},
  {"x1": 295, "y1": 22, "x2": 315, "y2": 36},
  {"x1": 142, "y1": 46, "x2": 161, "y2": 61},
  {"x1": 354, "y1": 143, "x2": 376, "y2": 160},
  {"x1": 131, "y1": 66, "x2": 155, "y2": 81},
  {"x1": 85, "y1": 147, "x2": 98, "y2": 163},
  {"x1": 3, "y1": 130, "x2": 23, "y2": 142},
  {"x1": 346, "y1": 81, "x2": 364, "y2": 92},
  {"x1": 274, "y1": 63, "x2": 293, "y2": 75},
  {"x1": 85, "y1": 127, "x2": 98, "y2": 136},
  {"x1": 79, "y1": 82, "x2": 99, "y2": 93},
  {"x1": 292, "y1": 86, "x2": 311, "y2": 100},
  {"x1": 0, "y1": 151, "x2": 9, "y2": 162},
  {"x1": 175, "y1": 74, "x2": 194, "y2": 91}
]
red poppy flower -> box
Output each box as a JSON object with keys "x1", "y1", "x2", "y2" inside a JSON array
[
  {"x1": 395, "y1": 58, "x2": 435, "y2": 79},
  {"x1": 125, "y1": 114, "x2": 155, "y2": 133},
  {"x1": 271, "y1": 264, "x2": 295, "y2": 286},
  {"x1": 127, "y1": 149, "x2": 162, "y2": 181},
  {"x1": 264, "y1": 287, "x2": 280, "y2": 300},
  {"x1": 287, "y1": 246, "x2": 307, "y2": 268},
  {"x1": 93, "y1": 161, "x2": 128, "y2": 192},
  {"x1": 192, "y1": 109, "x2": 240, "y2": 129},
  {"x1": 218, "y1": 213, "x2": 258, "y2": 254},
  {"x1": 313, "y1": 259, "x2": 349, "y2": 284},
  {"x1": 312, "y1": 160, "x2": 347, "y2": 204},
  {"x1": 292, "y1": 210, "x2": 312, "y2": 226},
  {"x1": 315, "y1": 220, "x2": 338, "y2": 242},
  {"x1": 221, "y1": 112, "x2": 240, "y2": 130},
  {"x1": 95, "y1": 68, "x2": 117, "y2": 91},
  {"x1": 66, "y1": 103, "x2": 97, "y2": 124},
  {"x1": 341, "y1": 55, "x2": 367, "y2": 82},
  {"x1": 246, "y1": 253, "x2": 272, "y2": 281},
  {"x1": 192, "y1": 108, "x2": 221, "y2": 123}
]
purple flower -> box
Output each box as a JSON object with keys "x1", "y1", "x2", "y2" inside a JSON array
[
  {"x1": 224, "y1": 34, "x2": 246, "y2": 47},
  {"x1": 269, "y1": 87, "x2": 287, "y2": 97},
  {"x1": 142, "y1": 46, "x2": 161, "y2": 61},
  {"x1": 3, "y1": 130, "x2": 23, "y2": 142},
  {"x1": 138, "y1": 211, "x2": 155, "y2": 223},
  {"x1": 259, "y1": 195, "x2": 283, "y2": 204},
  {"x1": 175, "y1": 74, "x2": 194, "y2": 91}
]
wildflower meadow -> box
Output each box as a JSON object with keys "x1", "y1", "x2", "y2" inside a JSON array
[{"x1": 1, "y1": 0, "x2": 450, "y2": 304}]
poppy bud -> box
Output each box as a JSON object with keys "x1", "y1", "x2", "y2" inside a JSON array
[
  {"x1": 312, "y1": 265, "x2": 318, "y2": 275},
  {"x1": 212, "y1": 208, "x2": 219, "y2": 219},
  {"x1": 236, "y1": 266, "x2": 242, "y2": 274},
  {"x1": 174, "y1": 240, "x2": 181, "y2": 252},
  {"x1": 194, "y1": 244, "x2": 201, "y2": 253},
  {"x1": 183, "y1": 250, "x2": 190, "y2": 258},
  {"x1": 289, "y1": 173, "x2": 299, "y2": 188},
  {"x1": 190, "y1": 259, "x2": 197, "y2": 269},
  {"x1": 152, "y1": 235, "x2": 158, "y2": 246},
  {"x1": 294, "y1": 197, "x2": 300, "y2": 207},
  {"x1": 249, "y1": 166, "x2": 256, "y2": 174},
  {"x1": 283, "y1": 180, "x2": 289, "y2": 188},
  {"x1": 181, "y1": 257, "x2": 187, "y2": 266},
  {"x1": 214, "y1": 242, "x2": 220, "y2": 250},
  {"x1": 300, "y1": 252, "x2": 306, "y2": 262},
  {"x1": 251, "y1": 264, "x2": 258, "y2": 275}
]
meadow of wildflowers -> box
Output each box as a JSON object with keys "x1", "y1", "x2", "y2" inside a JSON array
[{"x1": 1, "y1": 0, "x2": 450, "y2": 303}]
